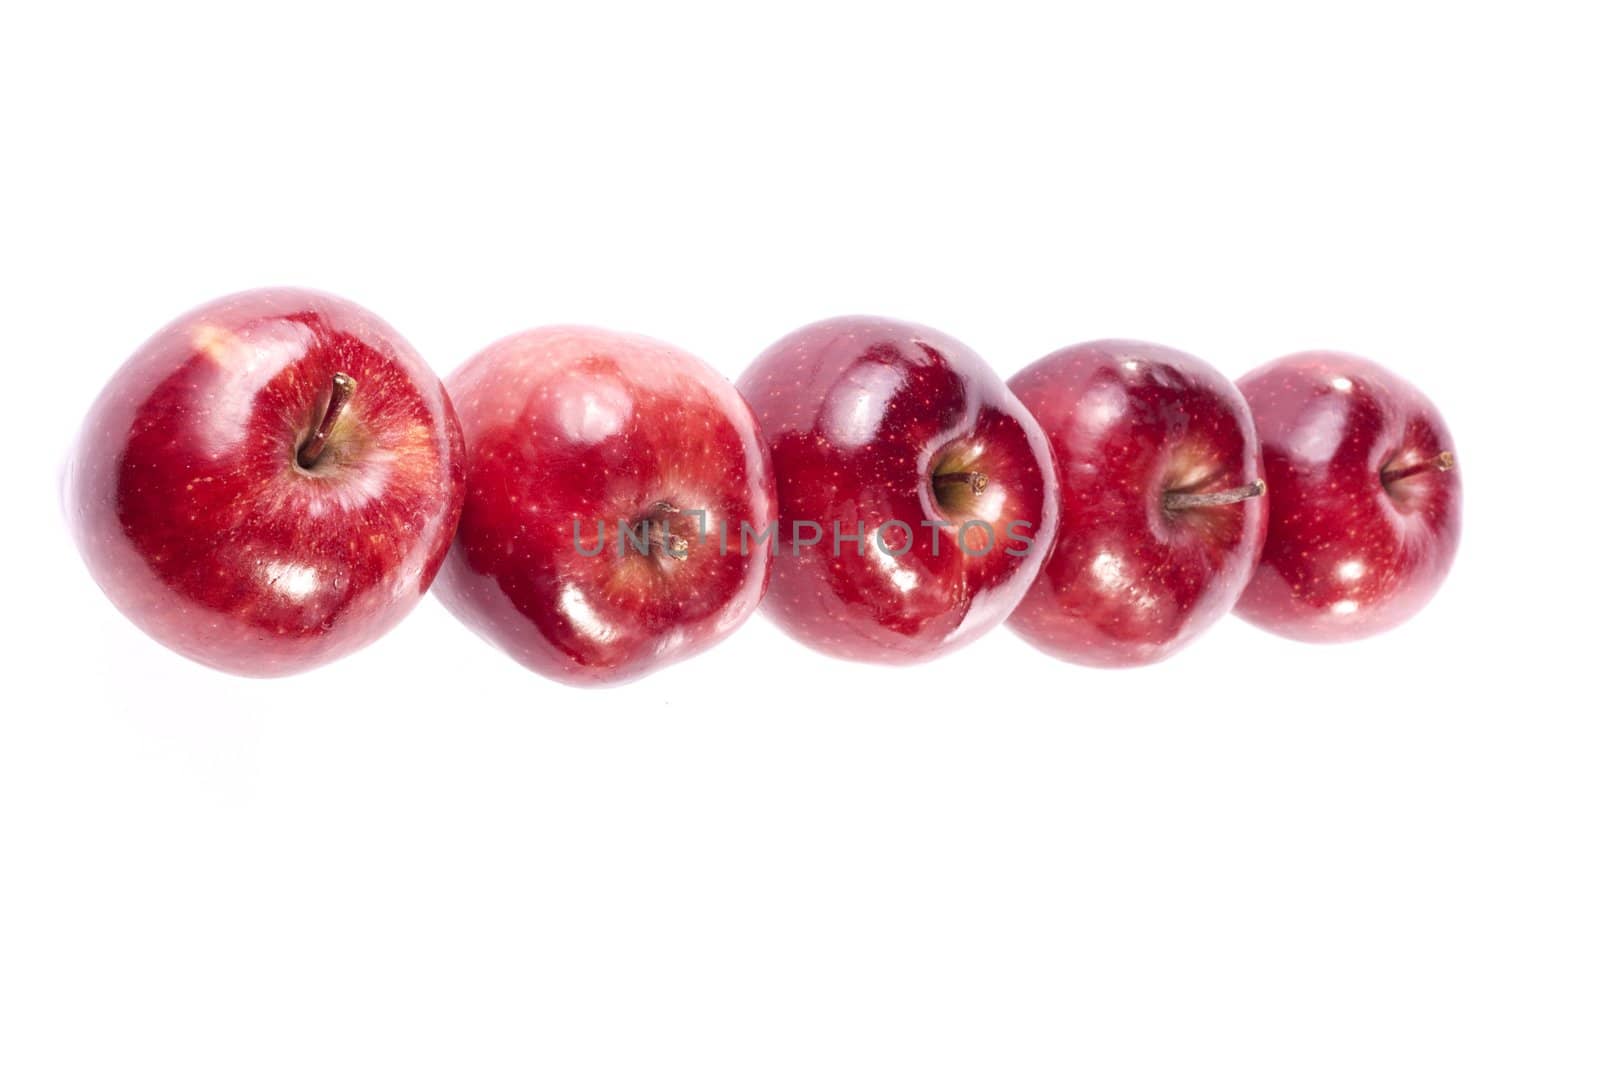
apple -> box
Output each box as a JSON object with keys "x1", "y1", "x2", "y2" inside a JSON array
[
  {"x1": 1005, "y1": 340, "x2": 1268, "y2": 667},
  {"x1": 433, "y1": 326, "x2": 777, "y2": 685},
  {"x1": 1233, "y1": 351, "x2": 1461, "y2": 641},
  {"x1": 68, "y1": 288, "x2": 465, "y2": 676},
  {"x1": 735, "y1": 315, "x2": 1058, "y2": 662}
]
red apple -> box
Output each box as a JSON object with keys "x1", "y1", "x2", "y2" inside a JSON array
[
  {"x1": 68, "y1": 288, "x2": 465, "y2": 676},
  {"x1": 1005, "y1": 340, "x2": 1268, "y2": 667},
  {"x1": 1233, "y1": 351, "x2": 1461, "y2": 641},
  {"x1": 736, "y1": 316, "x2": 1058, "y2": 662},
  {"x1": 433, "y1": 326, "x2": 776, "y2": 686}
]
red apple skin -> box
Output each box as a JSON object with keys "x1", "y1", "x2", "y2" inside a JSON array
[
  {"x1": 736, "y1": 316, "x2": 1059, "y2": 663},
  {"x1": 1005, "y1": 340, "x2": 1268, "y2": 667},
  {"x1": 68, "y1": 288, "x2": 465, "y2": 677},
  {"x1": 1233, "y1": 352, "x2": 1462, "y2": 642},
  {"x1": 434, "y1": 327, "x2": 777, "y2": 686}
]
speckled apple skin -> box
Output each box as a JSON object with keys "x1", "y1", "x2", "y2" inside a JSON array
[
  {"x1": 68, "y1": 288, "x2": 466, "y2": 677},
  {"x1": 1006, "y1": 340, "x2": 1268, "y2": 667},
  {"x1": 1233, "y1": 352, "x2": 1461, "y2": 642},
  {"x1": 736, "y1": 316, "x2": 1059, "y2": 663},
  {"x1": 434, "y1": 327, "x2": 777, "y2": 686}
]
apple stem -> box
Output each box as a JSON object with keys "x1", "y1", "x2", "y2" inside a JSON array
[
  {"x1": 933, "y1": 471, "x2": 989, "y2": 497},
  {"x1": 297, "y1": 372, "x2": 358, "y2": 469},
  {"x1": 638, "y1": 502, "x2": 688, "y2": 558},
  {"x1": 648, "y1": 526, "x2": 690, "y2": 558},
  {"x1": 1164, "y1": 478, "x2": 1266, "y2": 511},
  {"x1": 1381, "y1": 451, "x2": 1455, "y2": 486}
]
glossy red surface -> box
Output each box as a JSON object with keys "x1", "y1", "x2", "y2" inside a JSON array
[
  {"x1": 435, "y1": 327, "x2": 776, "y2": 686},
  {"x1": 737, "y1": 316, "x2": 1058, "y2": 663},
  {"x1": 1234, "y1": 352, "x2": 1461, "y2": 641},
  {"x1": 69, "y1": 288, "x2": 465, "y2": 676},
  {"x1": 1007, "y1": 340, "x2": 1267, "y2": 667}
]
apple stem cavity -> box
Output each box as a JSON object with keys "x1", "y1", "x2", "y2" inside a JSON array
[
  {"x1": 1381, "y1": 450, "x2": 1455, "y2": 486},
  {"x1": 1163, "y1": 478, "x2": 1266, "y2": 512},
  {"x1": 297, "y1": 371, "x2": 358, "y2": 470},
  {"x1": 633, "y1": 502, "x2": 689, "y2": 559}
]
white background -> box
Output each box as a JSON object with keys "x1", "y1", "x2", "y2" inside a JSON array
[{"x1": 3, "y1": 2, "x2": 1596, "y2": 1064}]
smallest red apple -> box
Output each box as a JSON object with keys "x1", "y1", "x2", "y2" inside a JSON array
[{"x1": 1233, "y1": 351, "x2": 1461, "y2": 642}]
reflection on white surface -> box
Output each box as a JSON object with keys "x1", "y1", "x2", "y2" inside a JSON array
[
  {"x1": 1288, "y1": 396, "x2": 1347, "y2": 465},
  {"x1": 1075, "y1": 380, "x2": 1129, "y2": 442},
  {"x1": 823, "y1": 361, "x2": 904, "y2": 448},
  {"x1": 558, "y1": 380, "x2": 633, "y2": 444},
  {"x1": 193, "y1": 321, "x2": 316, "y2": 455},
  {"x1": 866, "y1": 528, "x2": 920, "y2": 593},
  {"x1": 560, "y1": 584, "x2": 617, "y2": 642},
  {"x1": 262, "y1": 560, "x2": 320, "y2": 602},
  {"x1": 1091, "y1": 550, "x2": 1124, "y2": 589}
]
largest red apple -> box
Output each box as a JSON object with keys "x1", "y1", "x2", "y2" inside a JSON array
[
  {"x1": 737, "y1": 316, "x2": 1058, "y2": 662},
  {"x1": 68, "y1": 288, "x2": 465, "y2": 676}
]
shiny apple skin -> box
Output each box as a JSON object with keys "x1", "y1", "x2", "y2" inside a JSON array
[
  {"x1": 1233, "y1": 352, "x2": 1462, "y2": 642},
  {"x1": 68, "y1": 288, "x2": 466, "y2": 677},
  {"x1": 434, "y1": 327, "x2": 777, "y2": 686},
  {"x1": 1006, "y1": 340, "x2": 1268, "y2": 667},
  {"x1": 736, "y1": 316, "x2": 1059, "y2": 663}
]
